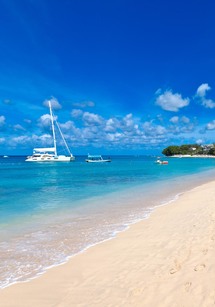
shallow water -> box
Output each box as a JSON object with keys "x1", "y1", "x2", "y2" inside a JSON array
[{"x1": 0, "y1": 155, "x2": 215, "y2": 288}]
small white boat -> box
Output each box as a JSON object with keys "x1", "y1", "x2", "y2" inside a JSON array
[
  {"x1": 26, "y1": 101, "x2": 75, "y2": 162},
  {"x1": 85, "y1": 155, "x2": 111, "y2": 163},
  {"x1": 3, "y1": 155, "x2": 8, "y2": 158},
  {"x1": 155, "y1": 159, "x2": 168, "y2": 165}
]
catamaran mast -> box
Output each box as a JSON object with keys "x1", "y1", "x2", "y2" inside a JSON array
[{"x1": 48, "y1": 100, "x2": 57, "y2": 156}]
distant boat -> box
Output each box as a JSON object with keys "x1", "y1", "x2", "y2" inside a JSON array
[
  {"x1": 155, "y1": 158, "x2": 168, "y2": 165},
  {"x1": 85, "y1": 154, "x2": 111, "y2": 163},
  {"x1": 3, "y1": 155, "x2": 8, "y2": 158},
  {"x1": 25, "y1": 101, "x2": 75, "y2": 162}
]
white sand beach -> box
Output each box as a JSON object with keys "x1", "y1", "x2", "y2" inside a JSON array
[{"x1": 1, "y1": 180, "x2": 215, "y2": 306}]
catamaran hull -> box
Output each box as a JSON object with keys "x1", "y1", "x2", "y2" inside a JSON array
[{"x1": 25, "y1": 156, "x2": 75, "y2": 162}]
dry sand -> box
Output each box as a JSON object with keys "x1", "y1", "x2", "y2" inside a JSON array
[{"x1": 1, "y1": 180, "x2": 215, "y2": 307}]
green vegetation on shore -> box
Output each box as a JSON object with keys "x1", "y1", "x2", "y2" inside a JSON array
[{"x1": 162, "y1": 144, "x2": 215, "y2": 156}]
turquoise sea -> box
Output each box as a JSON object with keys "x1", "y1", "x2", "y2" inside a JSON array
[{"x1": 1, "y1": 155, "x2": 215, "y2": 288}]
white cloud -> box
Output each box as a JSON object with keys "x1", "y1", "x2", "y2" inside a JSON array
[
  {"x1": 155, "y1": 90, "x2": 190, "y2": 112},
  {"x1": 169, "y1": 116, "x2": 179, "y2": 124},
  {"x1": 82, "y1": 112, "x2": 104, "y2": 126},
  {"x1": 123, "y1": 113, "x2": 134, "y2": 128},
  {"x1": 180, "y1": 123, "x2": 195, "y2": 133},
  {"x1": 0, "y1": 115, "x2": 6, "y2": 126},
  {"x1": 59, "y1": 120, "x2": 75, "y2": 130},
  {"x1": 106, "y1": 132, "x2": 123, "y2": 142},
  {"x1": 73, "y1": 101, "x2": 95, "y2": 108},
  {"x1": 0, "y1": 137, "x2": 5, "y2": 144},
  {"x1": 196, "y1": 83, "x2": 215, "y2": 109},
  {"x1": 104, "y1": 118, "x2": 120, "y2": 132},
  {"x1": 10, "y1": 134, "x2": 53, "y2": 147},
  {"x1": 38, "y1": 114, "x2": 52, "y2": 128},
  {"x1": 196, "y1": 83, "x2": 210, "y2": 97},
  {"x1": 181, "y1": 116, "x2": 190, "y2": 124},
  {"x1": 39, "y1": 134, "x2": 53, "y2": 144},
  {"x1": 11, "y1": 136, "x2": 31, "y2": 145},
  {"x1": 71, "y1": 109, "x2": 83, "y2": 118},
  {"x1": 168, "y1": 116, "x2": 195, "y2": 134},
  {"x1": 43, "y1": 97, "x2": 62, "y2": 110},
  {"x1": 156, "y1": 125, "x2": 166, "y2": 135},
  {"x1": 201, "y1": 99, "x2": 215, "y2": 109},
  {"x1": 14, "y1": 124, "x2": 25, "y2": 131},
  {"x1": 156, "y1": 114, "x2": 164, "y2": 122},
  {"x1": 206, "y1": 120, "x2": 215, "y2": 130},
  {"x1": 143, "y1": 121, "x2": 166, "y2": 136}
]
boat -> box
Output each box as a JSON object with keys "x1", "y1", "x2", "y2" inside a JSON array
[
  {"x1": 85, "y1": 154, "x2": 111, "y2": 163},
  {"x1": 3, "y1": 155, "x2": 8, "y2": 158},
  {"x1": 25, "y1": 101, "x2": 75, "y2": 162},
  {"x1": 155, "y1": 158, "x2": 168, "y2": 165}
]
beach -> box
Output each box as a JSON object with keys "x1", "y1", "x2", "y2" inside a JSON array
[{"x1": 1, "y1": 180, "x2": 215, "y2": 306}]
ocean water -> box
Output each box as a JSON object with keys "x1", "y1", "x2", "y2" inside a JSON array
[{"x1": 0, "y1": 155, "x2": 215, "y2": 288}]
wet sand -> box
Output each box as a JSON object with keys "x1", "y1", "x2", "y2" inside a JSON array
[{"x1": 1, "y1": 180, "x2": 215, "y2": 306}]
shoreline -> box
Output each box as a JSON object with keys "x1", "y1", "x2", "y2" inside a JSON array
[
  {"x1": 1, "y1": 170, "x2": 211, "y2": 290},
  {"x1": 170, "y1": 154, "x2": 215, "y2": 158},
  {"x1": 1, "y1": 179, "x2": 215, "y2": 306}
]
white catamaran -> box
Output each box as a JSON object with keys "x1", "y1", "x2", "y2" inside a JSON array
[{"x1": 26, "y1": 101, "x2": 75, "y2": 162}]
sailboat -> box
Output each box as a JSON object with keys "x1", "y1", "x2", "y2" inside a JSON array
[{"x1": 25, "y1": 101, "x2": 75, "y2": 162}]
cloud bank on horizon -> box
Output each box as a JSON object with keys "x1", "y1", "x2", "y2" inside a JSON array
[{"x1": 0, "y1": 83, "x2": 214, "y2": 155}]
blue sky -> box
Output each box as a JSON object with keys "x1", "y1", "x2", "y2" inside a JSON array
[{"x1": 0, "y1": 0, "x2": 215, "y2": 155}]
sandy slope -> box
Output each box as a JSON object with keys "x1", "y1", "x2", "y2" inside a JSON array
[{"x1": 1, "y1": 181, "x2": 215, "y2": 306}]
